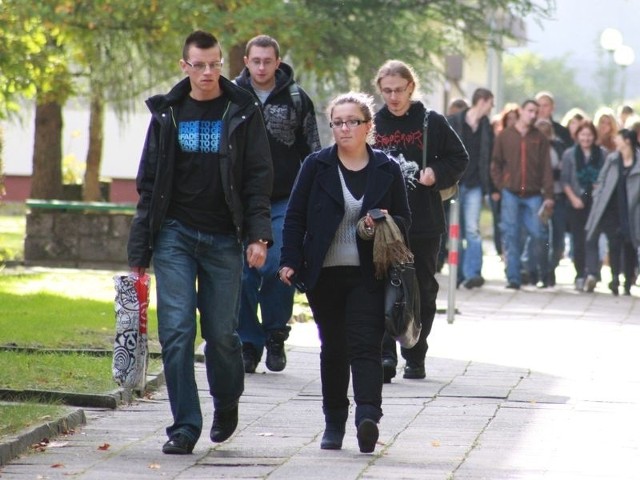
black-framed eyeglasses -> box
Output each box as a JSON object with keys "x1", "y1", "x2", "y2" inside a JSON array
[
  {"x1": 329, "y1": 119, "x2": 368, "y2": 129},
  {"x1": 185, "y1": 60, "x2": 224, "y2": 72}
]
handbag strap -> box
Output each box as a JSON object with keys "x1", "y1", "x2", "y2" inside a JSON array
[{"x1": 422, "y1": 109, "x2": 430, "y2": 170}]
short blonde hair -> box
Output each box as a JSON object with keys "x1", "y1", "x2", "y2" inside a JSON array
[{"x1": 326, "y1": 92, "x2": 376, "y2": 144}]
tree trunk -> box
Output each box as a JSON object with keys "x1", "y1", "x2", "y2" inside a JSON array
[
  {"x1": 30, "y1": 101, "x2": 64, "y2": 200},
  {"x1": 0, "y1": 125, "x2": 5, "y2": 198},
  {"x1": 83, "y1": 90, "x2": 105, "y2": 201},
  {"x1": 228, "y1": 42, "x2": 246, "y2": 79}
]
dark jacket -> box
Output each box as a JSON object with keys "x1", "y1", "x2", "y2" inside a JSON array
[
  {"x1": 374, "y1": 101, "x2": 468, "y2": 238},
  {"x1": 586, "y1": 149, "x2": 640, "y2": 247},
  {"x1": 235, "y1": 62, "x2": 321, "y2": 200},
  {"x1": 127, "y1": 76, "x2": 273, "y2": 268},
  {"x1": 491, "y1": 125, "x2": 554, "y2": 200},
  {"x1": 447, "y1": 108, "x2": 494, "y2": 194},
  {"x1": 552, "y1": 119, "x2": 573, "y2": 149},
  {"x1": 280, "y1": 145, "x2": 411, "y2": 291}
]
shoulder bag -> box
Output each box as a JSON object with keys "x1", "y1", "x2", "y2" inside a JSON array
[{"x1": 384, "y1": 262, "x2": 422, "y2": 349}]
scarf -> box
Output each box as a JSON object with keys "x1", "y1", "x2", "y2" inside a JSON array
[
  {"x1": 575, "y1": 146, "x2": 603, "y2": 195},
  {"x1": 372, "y1": 213, "x2": 414, "y2": 279}
]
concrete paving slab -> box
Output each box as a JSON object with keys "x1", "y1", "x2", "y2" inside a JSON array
[{"x1": 1, "y1": 257, "x2": 639, "y2": 478}]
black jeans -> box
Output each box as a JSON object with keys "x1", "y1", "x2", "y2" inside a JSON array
[
  {"x1": 587, "y1": 216, "x2": 638, "y2": 288},
  {"x1": 567, "y1": 196, "x2": 592, "y2": 280},
  {"x1": 382, "y1": 235, "x2": 441, "y2": 366},
  {"x1": 306, "y1": 266, "x2": 385, "y2": 426}
]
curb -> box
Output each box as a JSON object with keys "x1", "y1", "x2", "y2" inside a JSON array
[
  {"x1": 0, "y1": 370, "x2": 165, "y2": 410},
  {"x1": 0, "y1": 370, "x2": 165, "y2": 467},
  {"x1": 0, "y1": 408, "x2": 86, "y2": 466}
]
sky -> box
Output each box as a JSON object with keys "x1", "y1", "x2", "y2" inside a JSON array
[{"x1": 512, "y1": 0, "x2": 640, "y2": 99}]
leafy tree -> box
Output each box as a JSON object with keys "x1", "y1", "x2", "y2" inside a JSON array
[
  {"x1": 1, "y1": 6, "x2": 73, "y2": 199},
  {"x1": 281, "y1": 0, "x2": 554, "y2": 98},
  {"x1": 502, "y1": 51, "x2": 599, "y2": 119},
  {"x1": 2, "y1": 0, "x2": 555, "y2": 201}
]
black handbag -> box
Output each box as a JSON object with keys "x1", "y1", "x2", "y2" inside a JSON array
[{"x1": 384, "y1": 262, "x2": 421, "y2": 349}]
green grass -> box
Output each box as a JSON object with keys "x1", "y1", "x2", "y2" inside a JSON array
[
  {"x1": 0, "y1": 268, "x2": 163, "y2": 440},
  {"x1": 0, "y1": 351, "x2": 162, "y2": 393},
  {"x1": 0, "y1": 214, "x2": 25, "y2": 263},
  {"x1": 0, "y1": 271, "x2": 160, "y2": 350},
  {"x1": 0, "y1": 403, "x2": 67, "y2": 437}
]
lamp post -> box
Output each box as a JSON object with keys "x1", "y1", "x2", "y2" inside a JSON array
[
  {"x1": 600, "y1": 28, "x2": 623, "y2": 106},
  {"x1": 614, "y1": 44, "x2": 635, "y2": 104}
]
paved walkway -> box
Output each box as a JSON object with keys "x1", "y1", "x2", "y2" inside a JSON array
[{"x1": 1, "y1": 256, "x2": 639, "y2": 479}]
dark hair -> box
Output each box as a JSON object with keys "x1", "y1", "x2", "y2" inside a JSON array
[
  {"x1": 183, "y1": 30, "x2": 220, "y2": 60},
  {"x1": 574, "y1": 121, "x2": 598, "y2": 142},
  {"x1": 471, "y1": 88, "x2": 493, "y2": 106},
  {"x1": 448, "y1": 98, "x2": 469, "y2": 115},
  {"x1": 521, "y1": 99, "x2": 539, "y2": 109},
  {"x1": 245, "y1": 34, "x2": 280, "y2": 58},
  {"x1": 619, "y1": 128, "x2": 639, "y2": 149}
]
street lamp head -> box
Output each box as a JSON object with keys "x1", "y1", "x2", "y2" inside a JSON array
[
  {"x1": 614, "y1": 45, "x2": 635, "y2": 67},
  {"x1": 600, "y1": 28, "x2": 623, "y2": 52}
]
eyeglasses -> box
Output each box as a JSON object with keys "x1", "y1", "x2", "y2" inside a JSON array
[
  {"x1": 329, "y1": 119, "x2": 368, "y2": 129},
  {"x1": 380, "y1": 85, "x2": 410, "y2": 96},
  {"x1": 249, "y1": 59, "x2": 276, "y2": 68},
  {"x1": 185, "y1": 60, "x2": 224, "y2": 72}
]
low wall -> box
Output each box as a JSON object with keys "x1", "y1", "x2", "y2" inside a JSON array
[{"x1": 24, "y1": 200, "x2": 136, "y2": 268}]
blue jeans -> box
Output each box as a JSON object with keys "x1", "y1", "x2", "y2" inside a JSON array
[
  {"x1": 500, "y1": 190, "x2": 544, "y2": 286},
  {"x1": 459, "y1": 184, "x2": 483, "y2": 280},
  {"x1": 237, "y1": 198, "x2": 294, "y2": 354},
  {"x1": 153, "y1": 219, "x2": 244, "y2": 443}
]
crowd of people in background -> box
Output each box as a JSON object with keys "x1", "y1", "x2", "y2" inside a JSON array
[{"x1": 447, "y1": 90, "x2": 640, "y2": 296}]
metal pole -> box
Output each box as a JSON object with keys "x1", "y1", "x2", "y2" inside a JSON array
[{"x1": 447, "y1": 194, "x2": 460, "y2": 324}]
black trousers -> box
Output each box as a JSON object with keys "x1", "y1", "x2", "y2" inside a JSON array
[
  {"x1": 306, "y1": 266, "x2": 385, "y2": 426},
  {"x1": 587, "y1": 216, "x2": 638, "y2": 289},
  {"x1": 382, "y1": 235, "x2": 441, "y2": 366},
  {"x1": 567, "y1": 198, "x2": 592, "y2": 280}
]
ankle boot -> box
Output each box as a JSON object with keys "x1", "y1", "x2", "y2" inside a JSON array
[{"x1": 320, "y1": 423, "x2": 345, "y2": 450}]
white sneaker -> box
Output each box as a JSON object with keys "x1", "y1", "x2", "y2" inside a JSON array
[{"x1": 585, "y1": 275, "x2": 597, "y2": 293}]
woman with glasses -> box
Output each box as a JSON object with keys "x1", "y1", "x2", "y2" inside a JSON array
[
  {"x1": 372, "y1": 60, "x2": 468, "y2": 383},
  {"x1": 279, "y1": 92, "x2": 411, "y2": 453}
]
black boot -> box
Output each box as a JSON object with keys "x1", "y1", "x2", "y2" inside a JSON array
[
  {"x1": 321, "y1": 423, "x2": 345, "y2": 450},
  {"x1": 210, "y1": 404, "x2": 238, "y2": 443},
  {"x1": 382, "y1": 358, "x2": 396, "y2": 384},
  {"x1": 265, "y1": 328, "x2": 290, "y2": 372},
  {"x1": 356, "y1": 419, "x2": 379, "y2": 453},
  {"x1": 321, "y1": 407, "x2": 348, "y2": 450}
]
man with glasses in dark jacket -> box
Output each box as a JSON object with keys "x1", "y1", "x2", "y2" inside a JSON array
[{"x1": 127, "y1": 30, "x2": 273, "y2": 455}]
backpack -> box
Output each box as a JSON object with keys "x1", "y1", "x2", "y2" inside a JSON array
[{"x1": 289, "y1": 83, "x2": 302, "y2": 118}]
